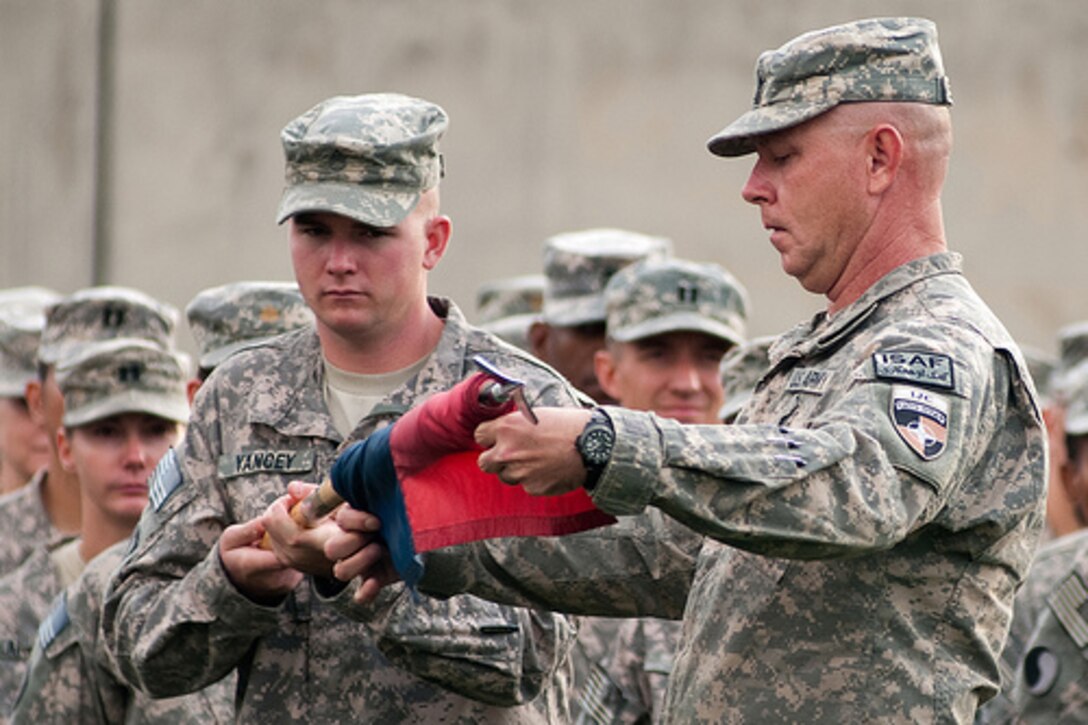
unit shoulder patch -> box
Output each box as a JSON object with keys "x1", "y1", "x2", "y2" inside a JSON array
[
  {"x1": 872, "y1": 350, "x2": 954, "y2": 390},
  {"x1": 890, "y1": 384, "x2": 949, "y2": 461}
]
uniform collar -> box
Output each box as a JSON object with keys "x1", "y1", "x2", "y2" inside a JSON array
[{"x1": 771, "y1": 252, "x2": 963, "y2": 362}]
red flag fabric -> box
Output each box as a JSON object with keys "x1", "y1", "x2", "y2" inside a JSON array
[{"x1": 388, "y1": 372, "x2": 615, "y2": 551}]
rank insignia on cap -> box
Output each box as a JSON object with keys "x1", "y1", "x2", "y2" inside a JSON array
[{"x1": 890, "y1": 384, "x2": 949, "y2": 460}]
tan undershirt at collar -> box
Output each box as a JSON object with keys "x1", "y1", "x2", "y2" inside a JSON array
[{"x1": 323, "y1": 355, "x2": 430, "y2": 438}]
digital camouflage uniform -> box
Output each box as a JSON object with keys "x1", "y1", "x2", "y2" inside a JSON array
[
  {"x1": 718, "y1": 335, "x2": 774, "y2": 424},
  {"x1": 0, "y1": 469, "x2": 72, "y2": 575},
  {"x1": 421, "y1": 252, "x2": 1046, "y2": 723},
  {"x1": 11, "y1": 541, "x2": 234, "y2": 723},
  {"x1": 103, "y1": 300, "x2": 585, "y2": 723},
  {"x1": 0, "y1": 541, "x2": 66, "y2": 712},
  {"x1": 977, "y1": 360, "x2": 1088, "y2": 722}
]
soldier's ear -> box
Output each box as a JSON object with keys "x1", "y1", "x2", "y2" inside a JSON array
[
  {"x1": 56, "y1": 428, "x2": 76, "y2": 474},
  {"x1": 421, "y1": 215, "x2": 451, "y2": 271},
  {"x1": 866, "y1": 124, "x2": 904, "y2": 195},
  {"x1": 594, "y1": 349, "x2": 621, "y2": 402},
  {"x1": 528, "y1": 321, "x2": 550, "y2": 359}
]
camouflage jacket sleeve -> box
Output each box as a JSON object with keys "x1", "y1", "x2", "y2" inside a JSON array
[
  {"x1": 589, "y1": 343, "x2": 1017, "y2": 560},
  {"x1": 421, "y1": 508, "x2": 701, "y2": 619},
  {"x1": 14, "y1": 543, "x2": 235, "y2": 724},
  {"x1": 101, "y1": 419, "x2": 283, "y2": 698}
]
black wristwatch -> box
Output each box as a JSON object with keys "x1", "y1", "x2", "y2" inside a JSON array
[{"x1": 575, "y1": 408, "x2": 615, "y2": 491}]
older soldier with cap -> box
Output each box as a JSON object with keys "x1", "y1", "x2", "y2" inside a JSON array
[
  {"x1": 574, "y1": 257, "x2": 747, "y2": 723},
  {"x1": 184, "y1": 280, "x2": 315, "y2": 399},
  {"x1": 0, "y1": 288, "x2": 60, "y2": 494},
  {"x1": 0, "y1": 287, "x2": 177, "y2": 577},
  {"x1": 103, "y1": 93, "x2": 584, "y2": 722},
  {"x1": 0, "y1": 339, "x2": 200, "y2": 716},
  {"x1": 333, "y1": 18, "x2": 1045, "y2": 723},
  {"x1": 528, "y1": 229, "x2": 670, "y2": 404}
]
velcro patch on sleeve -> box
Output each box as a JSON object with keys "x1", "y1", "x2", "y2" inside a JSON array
[
  {"x1": 36, "y1": 594, "x2": 69, "y2": 651},
  {"x1": 149, "y1": 448, "x2": 184, "y2": 511},
  {"x1": 217, "y1": 450, "x2": 315, "y2": 479},
  {"x1": 872, "y1": 350, "x2": 954, "y2": 390}
]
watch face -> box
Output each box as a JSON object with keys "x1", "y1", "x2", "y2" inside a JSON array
[{"x1": 581, "y1": 428, "x2": 613, "y2": 466}]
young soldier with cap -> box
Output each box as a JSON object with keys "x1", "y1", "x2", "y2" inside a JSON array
[
  {"x1": 103, "y1": 93, "x2": 585, "y2": 722},
  {"x1": 528, "y1": 228, "x2": 671, "y2": 404},
  {"x1": 574, "y1": 257, "x2": 748, "y2": 723},
  {"x1": 0, "y1": 288, "x2": 60, "y2": 494},
  {"x1": 0, "y1": 287, "x2": 177, "y2": 576},
  {"x1": 335, "y1": 18, "x2": 1045, "y2": 722},
  {"x1": 0, "y1": 339, "x2": 211, "y2": 718}
]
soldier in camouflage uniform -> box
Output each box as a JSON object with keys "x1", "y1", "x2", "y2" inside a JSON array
[
  {"x1": 1, "y1": 338, "x2": 199, "y2": 717},
  {"x1": 717, "y1": 334, "x2": 774, "y2": 424},
  {"x1": 11, "y1": 289, "x2": 315, "y2": 723},
  {"x1": 0, "y1": 287, "x2": 177, "y2": 577},
  {"x1": 575, "y1": 258, "x2": 748, "y2": 724},
  {"x1": 978, "y1": 351, "x2": 1088, "y2": 722},
  {"x1": 333, "y1": 18, "x2": 1046, "y2": 723},
  {"x1": 0, "y1": 287, "x2": 60, "y2": 494},
  {"x1": 528, "y1": 229, "x2": 671, "y2": 404},
  {"x1": 477, "y1": 274, "x2": 544, "y2": 352},
  {"x1": 102, "y1": 93, "x2": 584, "y2": 722}
]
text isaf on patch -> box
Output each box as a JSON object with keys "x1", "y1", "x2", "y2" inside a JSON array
[
  {"x1": 890, "y1": 384, "x2": 949, "y2": 461},
  {"x1": 872, "y1": 350, "x2": 954, "y2": 390},
  {"x1": 218, "y1": 450, "x2": 315, "y2": 479}
]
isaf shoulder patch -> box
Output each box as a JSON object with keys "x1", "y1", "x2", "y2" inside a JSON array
[
  {"x1": 149, "y1": 447, "x2": 184, "y2": 511},
  {"x1": 872, "y1": 350, "x2": 954, "y2": 390},
  {"x1": 890, "y1": 385, "x2": 949, "y2": 461}
]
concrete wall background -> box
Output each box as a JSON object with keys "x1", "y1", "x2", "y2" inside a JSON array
[{"x1": 1, "y1": 0, "x2": 1085, "y2": 360}]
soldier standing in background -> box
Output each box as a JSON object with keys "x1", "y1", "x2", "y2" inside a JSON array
[
  {"x1": 0, "y1": 287, "x2": 177, "y2": 576},
  {"x1": 575, "y1": 257, "x2": 748, "y2": 724},
  {"x1": 0, "y1": 288, "x2": 60, "y2": 494},
  {"x1": 528, "y1": 229, "x2": 670, "y2": 404}
]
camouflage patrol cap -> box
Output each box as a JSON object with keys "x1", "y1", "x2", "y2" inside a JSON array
[
  {"x1": 38, "y1": 286, "x2": 178, "y2": 368},
  {"x1": 0, "y1": 287, "x2": 62, "y2": 396},
  {"x1": 542, "y1": 229, "x2": 672, "y2": 327},
  {"x1": 186, "y1": 281, "x2": 315, "y2": 370},
  {"x1": 276, "y1": 93, "x2": 448, "y2": 227},
  {"x1": 56, "y1": 338, "x2": 189, "y2": 428},
  {"x1": 707, "y1": 17, "x2": 953, "y2": 157},
  {"x1": 476, "y1": 275, "x2": 545, "y2": 325},
  {"x1": 718, "y1": 335, "x2": 774, "y2": 423},
  {"x1": 604, "y1": 258, "x2": 748, "y2": 347}
]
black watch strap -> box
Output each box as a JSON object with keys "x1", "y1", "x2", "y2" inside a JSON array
[{"x1": 576, "y1": 408, "x2": 615, "y2": 491}]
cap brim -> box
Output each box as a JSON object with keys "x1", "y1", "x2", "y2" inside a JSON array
[
  {"x1": 63, "y1": 390, "x2": 190, "y2": 428},
  {"x1": 542, "y1": 296, "x2": 608, "y2": 327},
  {"x1": 611, "y1": 312, "x2": 744, "y2": 348},
  {"x1": 707, "y1": 100, "x2": 836, "y2": 157},
  {"x1": 276, "y1": 182, "x2": 420, "y2": 227}
]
